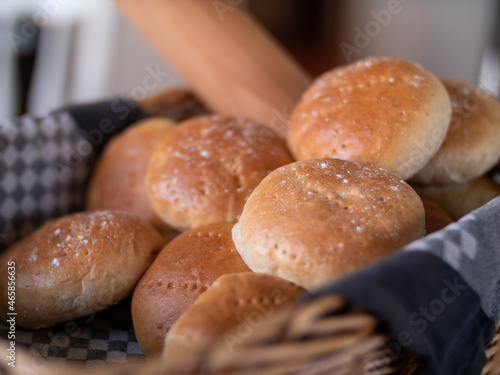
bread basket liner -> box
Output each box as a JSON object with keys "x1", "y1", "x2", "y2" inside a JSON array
[
  {"x1": 0, "y1": 99, "x2": 499, "y2": 374},
  {"x1": 0, "y1": 98, "x2": 143, "y2": 250},
  {"x1": 304, "y1": 196, "x2": 500, "y2": 375}
]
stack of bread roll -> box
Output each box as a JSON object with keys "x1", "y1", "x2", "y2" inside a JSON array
[
  {"x1": 409, "y1": 78, "x2": 500, "y2": 219},
  {"x1": 1, "y1": 56, "x2": 500, "y2": 370}
]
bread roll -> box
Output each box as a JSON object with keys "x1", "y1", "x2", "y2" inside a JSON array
[
  {"x1": 131, "y1": 222, "x2": 250, "y2": 358},
  {"x1": 287, "y1": 57, "x2": 451, "y2": 180},
  {"x1": 146, "y1": 115, "x2": 294, "y2": 230},
  {"x1": 137, "y1": 89, "x2": 209, "y2": 121},
  {"x1": 232, "y1": 158, "x2": 425, "y2": 290},
  {"x1": 163, "y1": 272, "x2": 305, "y2": 372},
  {"x1": 0, "y1": 210, "x2": 163, "y2": 329},
  {"x1": 86, "y1": 118, "x2": 178, "y2": 242},
  {"x1": 413, "y1": 177, "x2": 500, "y2": 220},
  {"x1": 420, "y1": 197, "x2": 453, "y2": 234},
  {"x1": 411, "y1": 78, "x2": 500, "y2": 185}
]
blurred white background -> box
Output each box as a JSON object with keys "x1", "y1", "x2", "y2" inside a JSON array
[
  {"x1": 0, "y1": 0, "x2": 185, "y2": 120},
  {"x1": 335, "y1": 0, "x2": 499, "y2": 94},
  {"x1": 0, "y1": 0, "x2": 498, "y2": 121}
]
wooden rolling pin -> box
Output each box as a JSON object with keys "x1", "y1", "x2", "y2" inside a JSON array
[{"x1": 113, "y1": 0, "x2": 313, "y2": 137}]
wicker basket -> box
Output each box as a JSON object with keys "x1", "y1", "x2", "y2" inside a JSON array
[{"x1": 1, "y1": 294, "x2": 499, "y2": 375}]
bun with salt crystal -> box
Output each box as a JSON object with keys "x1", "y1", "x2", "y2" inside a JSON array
[
  {"x1": 0, "y1": 210, "x2": 163, "y2": 329},
  {"x1": 411, "y1": 78, "x2": 500, "y2": 185},
  {"x1": 86, "y1": 117, "x2": 179, "y2": 242},
  {"x1": 146, "y1": 115, "x2": 294, "y2": 230},
  {"x1": 131, "y1": 222, "x2": 250, "y2": 358},
  {"x1": 287, "y1": 57, "x2": 452, "y2": 180},
  {"x1": 232, "y1": 158, "x2": 425, "y2": 290}
]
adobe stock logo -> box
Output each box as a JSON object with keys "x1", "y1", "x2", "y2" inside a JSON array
[
  {"x1": 408, "y1": 277, "x2": 468, "y2": 334},
  {"x1": 382, "y1": 277, "x2": 468, "y2": 361},
  {"x1": 340, "y1": 0, "x2": 406, "y2": 63}
]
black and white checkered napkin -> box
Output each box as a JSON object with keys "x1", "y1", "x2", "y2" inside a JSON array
[
  {"x1": 0, "y1": 99, "x2": 143, "y2": 251},
  {"x1": 0, "y1": 298, "x2": 145, "y2": 369},
  {"x1": 0, "y1": 99, "x2": 146, "y2": 365},
  {"x1": 0, "y1": 112, "x2": 93, "y2": 250}
]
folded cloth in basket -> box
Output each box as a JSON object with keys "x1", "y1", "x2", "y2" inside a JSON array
[
  {"x1": 0, "y1": 98, "x2": 143, "y2": 251},
  {"x1": 305, "y1": 196, "x2": 500, "y2": 375}
]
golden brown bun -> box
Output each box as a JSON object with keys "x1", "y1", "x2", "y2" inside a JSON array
[
  {"x1": 413, "y1": 177, "x2": 500, "y2": 220},
  {"x1": 0, "y1": 211, "x2": 163, "y2": 329},
  {"x1": 137, "y1": 89, "x2": 209, "y2": 121},
  {"x1": 86, "y1": 118, "x2": 179, "y2": 242},
  {"x1": 411, "y1": 78, "x2": 500, "y2": 185},
  {"x1": 287, "y1": 57, "x2": 451, "y2": 180},
  {"x1": 163, "y1": 272, "x2": 305, "y2": 372},
  {"x1": 146, "y1": 115, "x2": 294, "y2": 230},
  {"x1": 131, "y1": 222, "x2": 250, "y2": 358},
  {"x1": 420, "y1": 197, "x2": 453, "y2": 234},
  {"x1": 232, "y1": 158, "x2": 425, "y2": 290}
]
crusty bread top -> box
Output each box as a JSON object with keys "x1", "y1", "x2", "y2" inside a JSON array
[
  {"x1": 411, "y1": 78, "x2": 500, "y2": 185},
  {"x1": 131, "y1": 221, "x2": 250, "y2": 358},
  {"x1": 232, "y1": 158, "x2": 425, "y2": 290},
  {"x1": 163, "y1": 272, "x2": 304, "y2": 370},
  {"x1": 86, "y1": 118, "x2": 178, "y2": 241},
  {"x1": 0, "y1": 210, "x2": 163, "y2": 329},
  {"x1": 146, "y1": 115, "x2": 294, "y2": 230},
  {"x1": 287, "y1": 57, "x2": 451, "y2": 180}
]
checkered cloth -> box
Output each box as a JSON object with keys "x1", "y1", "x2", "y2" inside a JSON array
[
  {"x1": 0, "y1": 299, "x2": 145, "y2": 368},
  {"x1": 307, "y1": 197, "x2": 500, "y2": 375},
  {"x1": 0, "y1": 99, "x2": 146, "y2": 366},
  {"x1": 0, "y1": 99, "x2": 142, "y2": 251},
  {"x1": 0, "y1": 112, "x2": 94, "y2": 250}
]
